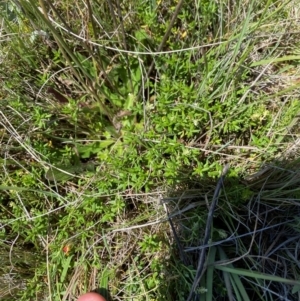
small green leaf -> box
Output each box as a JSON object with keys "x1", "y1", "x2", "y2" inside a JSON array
[
  {"x1": 60, "y1": 255, "x2": 73, "y2": 283},
  {"x1": 292, "y1": 284, "x2": 300, "y2": 294},
  {"x1": 45, "y1": 164, "x2": 84, "y2": 182}
]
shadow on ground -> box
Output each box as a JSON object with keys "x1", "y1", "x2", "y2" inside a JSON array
[{"x1": 160, "y1": 159, "x2": 300, "y2": 301}]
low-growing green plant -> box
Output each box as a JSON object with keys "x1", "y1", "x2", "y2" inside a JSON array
[{"x1": 2, "y1": 0, "x2": 300, "y2": 300}]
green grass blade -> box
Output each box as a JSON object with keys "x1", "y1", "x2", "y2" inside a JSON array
[
  {"x1": 215, "y1": 265, "x2": 300, "y2": 286},
  {"x1": 218, "y1": 248, "x2": 234, "y2": 301},
  {"x1": 230, "y1": 271, "x2": 251, "y2": 301},
  {"x1": 0, "y1": 185, "x2": 61, "y2": 198},
  {"x1": 251, "y1": 55, "x2": 300, "y2": 67},
  {"x1": 216, "y1": 248, "x2": 252, "y2": 301},
  {"x1": 205, "y1": 246, "x2": 217, "y2": 301},
  {"x1": 99, "y1": 266, "x2": 109, "y2": 289}
]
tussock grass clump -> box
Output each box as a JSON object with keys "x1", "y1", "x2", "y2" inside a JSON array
[{"x1": 167, "y1": 162, "x2": 300, "y2": 300}]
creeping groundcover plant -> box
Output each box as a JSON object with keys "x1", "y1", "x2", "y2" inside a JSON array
[{"x1": 1, "y1": 0, "x2": 300, "y2": 300}]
